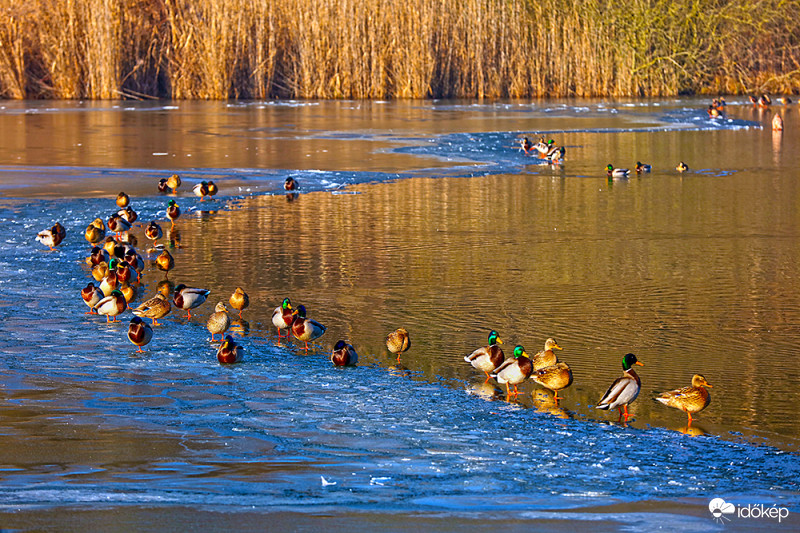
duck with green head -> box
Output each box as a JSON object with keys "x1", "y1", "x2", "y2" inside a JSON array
[
  {"x1": 607, "y1": 164, "x2": 630, "y2": 178},
  {"x1": 654, "y1": 374, "x2": 712, "y2": 426},
  {"x1": 596, "y1": 352, "x2": 644, "y2": 421},
  {"x1": 271, "y1": 297, "x2": 294, "y2": 338},
  {"x1": 491, "y1": 345, "x2": 533, "y2": 397},
  {"x1": 93, "y1": 289, "x2": 127, "y2": 322},
  {"x1": 167, "y1": 200, "x2": 181, "y2": 227},
  {"x1": 464, "y1": 330, "x2": 505, "y2": 382}
]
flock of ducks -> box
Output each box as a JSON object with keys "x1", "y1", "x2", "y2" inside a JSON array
[{"x1": 39, "y1": 168, "x2": 715, "y2": 426}]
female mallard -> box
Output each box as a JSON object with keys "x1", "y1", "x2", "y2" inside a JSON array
[
  {"x1": 464, "y1": 330, "x2": 505, "y2": 381},
  {"x1": 81, "y1": 282, "x2": 104, "y2": 314},
  {"x1": 144, "y1": 221, "x2": 163, "y2": 247},
  {"x1": 127, "y1": 316, "x2": 153, "y2": 352},
  {"x1": 92, "y1": 262, "x2": 109, "y2": 282},
  {"x1": 167, "y1": 200, "x2": 181, "y2": 227},
  {"x1": 217, "y1": 335, "x2": 244, "y2": 364},
  {"x1": 206, "y1": 302, "x2": 231, "y2": 342},
  {"x1": 532, "y1": 362, "x2": 573, "y2": 402},
  {"x1": 607, "y1": 164, "x2": 630, "y2": 178},
  {"x1": 166, "y1": 174, "x2": 181, "y2": 191},
  {"x1": 133, "y1": 293, "x2": 171, "y2": 325},
  {"x1": 386, "y1": 328, "x2": 410, "y2": 361},
  {"x1": 229, "y1": 287, "x2": 249, "y2": 317},
  {"x1": 331, "y1": 340, "x2": 358, "y2": 366},
  {"x1": 116, "y1": 192, "x2": 130, "y2": 208},
  {"x1": 156, "y1": 249, "x2": 175, "y2": 278},
  {"x1": 654, "y1": 374, "x2": 712, "y2": 425},
  {"x1": 36, "y1": 224, "x2": 65, "y2": 251},
  {"x1": 491, "y1": 345, "x2": 532, "y2": 397},
  {"x1": 532, "y1": 338, "x2": 562, "y2": 371},
  {"x1": 93, "y1": 289, "x2": 127, "y2": 322},
  {"x1": 85, "y1": 219, "x2": 105, "y2": 245},
  {"x1": 291, "y1": 304, "x2": 326, "y2": 351},
  {"x1": 284, "y1": 177, "x2": 298, "y2": 191},
  {"x1": 596, "y1": 352, "x2": 644, "y2": 421},
  {"x1": 173, "y1": 284, "x2": 210, "y2": 319},
  {"x1": 635, "y1": 161, "x2": 652, "y2": 173},
  {"x1": 272, "y1": 297, "x2": 294, "y2": 337},
  {"x1": 192, "y1": 181, "x2": 210, "y2": 201},
  {"x1": 119, "y1": 283, "x2": 137, "y2": 304},
  {"x1": 519, "y1": 137, "x2": 533, "y2": 154},
  {"x1": 676, "y1": 161, "x2": 689, "y2": 172}
]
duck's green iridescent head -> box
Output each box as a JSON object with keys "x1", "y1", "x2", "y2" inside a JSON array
[
  {"x1": 108, "y1": 257, "x2": 119, "y2": 270},
  {"x1": 513, "y1": 345, "x2": 527, "y2": 358},
  {"x1": 488, "y1": 330, "x2": 503, "y2": 345},
  {"x1": 622, "y1": 352, "x2": 643, "y2": 370},
  {"x1": 606, "y1": 164, "x2": 614, "y2": 171},
  {"x1": 281, "y1": 297, "x2": 292, "y2": 310},
  {"x1": 168, "y1": 200, "x2": 177, "y2": 207}
]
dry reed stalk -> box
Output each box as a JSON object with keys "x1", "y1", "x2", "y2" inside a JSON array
[{"x1": 0, "y1": 5, "x2": 27, "y2": 98}]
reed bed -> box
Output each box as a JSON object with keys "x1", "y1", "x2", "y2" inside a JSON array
[{"x1": 1, "y1": 0, "x2": 798, "y2": 99}]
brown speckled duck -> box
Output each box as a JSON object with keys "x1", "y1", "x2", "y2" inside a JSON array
[
  {"x1": 532, "y1": 338, "x2": 562, "y2": 371},
  {"x1": 386, "y1": 328, "x2": 410, "y2": 361},
  {"x1": 206, "y1": 302, "x2": 231, "y2": 342},
  {"x1": 654, "y1": 374, "x2": 712, "y2": 425}
]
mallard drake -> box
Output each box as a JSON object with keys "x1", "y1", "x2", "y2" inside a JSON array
[
  {"x1": 192, "y1": 181, "x2": 210, "y2": 201},
  {"x1": 158, "y1": 178, "x2": 171, "y2": 193},
  {"x1": 118, "y1": 206, "x2": 138, "y2": 225},
  {"x1": 464, "y1": 330, "x2": 505, "y2": 381},
  {"x1": 596, "y1": 352, "x2": 644, "y2": 420},
  {"x1": 93, "y1": 288, "x2": 127, "y2": 322},
  {"x1": 607, "y1": 164, "x2": 630, "y2": 178},
  {"x1": 284, "y1": 177, "x2": 298, "y2": 191},
  {"x1": 758, "y1": 94, "x2": 771, "y2": 107},
  {"x1": 532, "y1": 338, "x2": 562, "y2": 371},
  {"x1": 491, "y1": 345, "x2": 533, "y2": 397},
  {"x1": 144, "y1": 221, "x2": 163, "y2": 247},
  {"x1": 81, "y1": 282, "x2": 104, "y2": 314},
  {"x1": 291, "y1": 304, "x2": 326, "y2": 351},
  {"x1": 217, "y1": 335, "x2": 244, "y2": 364},
  {"x1": 545, "y1": 145, "x2": 565, "y2": 163},
  {"x1": 386, "y1": 327, "x2": 410, "y2": 361},
  {"x1": 100, "y1": 258, "x2": 120, "y2": 295},
  {"x1": 85, "y1": 219, "x2": 105, "y2": 245},
  {"x1": 107, "y1": 214, "x2": 131, "y2": 236},
  {"x1": 654, "y1": 374, "x2": 712, "y2": 425},
  {"x1": 124, "y1": 249, "x2": 145, "y2": 274},
  {"x1": 207, "y1": 181, "x2": 218, "y2": 198},
  {"x1": 206, "y1": 302, "x2": 231, "y2": 342},
  {"x1": 36, "y1": 224, "x2": 65, "y2": 251},
  {"x1": 87, "y1": 245, "x2": 109, "y2": 266},
  {"x1": 532, "y1": 362, "x2": 573, "y2": 402},
  {"x1": 173, "y1": 284, "x2": 210, "y2": 319},
  {"x1": 127, "y1": 316, "x2": 153, "y2": 352},
  {"x1": 115, "y1": 260, "x2": 138, "y2": 285},
  {"x1": 228, "y1": 287, "x2": 249, "y2": 317},
  {"x1": 156, "y1": 249, "x2": 174, "y2": 277},
  {"x1": 534, "y1": 138, "x2": 555, "y2": 156},
  {"x1": 132, "y1": 293, "x2": 171, "y2": 325},
  {"x1": 116, "y1": 192, "x2": 130, "y2": 208},
  {"x1": 707, "y1": 105, "x2": 721, "y2": 118},
  {"x1": 166, "y1": 174, "x2": 181, "y2": 190},
  {"x1": 331, "y1": 340, "x2": 358, "y2": 366},
  {"x1": 777, "y1": 96, "x2": 792, "y2": 105},
  {"x1": 271, "y1": 297, "x2": 294, "y2": 337},
  {"x1": 166, "y1": 200, "x2": 181, "y2": 227},
  {"x1": 676, "y1": 161, "x2": 689, "y2": 172},
  {"x1": 772, "y1": 113, "x2": 784, "y2": 131},
  {"x1": 635, "y1": 161, "x2": 652, "y2": 173}
]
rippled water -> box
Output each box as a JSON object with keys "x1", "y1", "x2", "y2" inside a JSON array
[{"x1": 0, "y1": 98, "x2": 799, "y2": 530}]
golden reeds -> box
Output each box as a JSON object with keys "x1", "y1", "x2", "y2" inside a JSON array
[{"x1": 0, "y1": 0, "x2": 798, "y2": 99}]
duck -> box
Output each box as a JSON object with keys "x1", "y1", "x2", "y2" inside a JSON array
[
  {"x1": 284, "y1": 177, "x2": 298, "y2": 191},
  {"x1": 386, "y1": 327, "x2": 411, "y2": 361},
  {"x1": 158, "y1": 178, "x2": 171, "y2": 193},
  {"x1": 124, "y1": 249, "x2": 145, "y2": 274},
  {"x1": 228, "y1": 287, "x2": 249, "y2": 317},
  {"x1": 532, "y1": 338, "x2": 562, "y2": 371},
  {"x1": 271, "y1": 297, "x2": 294, "y2": 338},
  {"x1": 85, "y1": 219, "x2": 105, "y2": 245},
  {"x1": 166, "y1": 174, "x2": 181, "y2": 191},
  {"x1": 635, "y1": 161, "x2": 652, "y2": 173},
  {"x1": 127, "y1": 316, "x2": 153, "y2": 352},
  {"x1": 93, "y1": 289, "x2": 127, "y2": 322},
  {"x1": 167, "y1": 200, "x2": 181, "y2": 227},
  {"x1": 207, "y1": 181, "x2": 218, "y2": 198},
  {"x1": 118, "y1": 206, "x2": 138, "y2": 226},
  {"x1": 291, "y1": 304, "x2": 326, "y2": 351},
  {"x1": 132, "y1": 293, "x2": 171, "y2": 325},
  {"x1": 491, "y1": 345, "x2": 533, "y2": 397},
  {"x1": 545, "y1": 145, "x2": 565, "y2": 163},
  {"x1": 144, "y1": 221, "x2": 163, "y2": 247},
  {"x1": 676, "y1": 161, "x2": 689, "y2": 172},
  {"x1": 156, "y1": 249, "x2": 174, "y2": 277},
  {"x1": 102, "y1": 236, "x2": 118, "y2": 256},
  {"x1": 654, "y1": 374, "x2": 712, "y2": 425},
  {"x1": 464, "y1": 330, "x2": 505, "y2": 381},
  {"x1": 118, "y1": 283, "x2": 137, "y2": 304},
  {"x1": 87, "y1": 246, "x2": 109, "y2": 266},
  {"x1": 107, "y1": 213, "x2": 131, "y2": 237},
  {"x1": 596, "y1": 352, "x2": 644, "y2": 421},
  {"x1": 707, "y1": 105, "x2": 721, "y2": 118},
  {"x1": 217, "y1": 335, "x2": 244, "y2": 364},
  {"x1": 81, "y1": 282, "x2": 104, "y2": 314},
  {"x1": 758, "y1": 94, "x2": 771, "y2": 107},
  {"x1": 772, "y1": 113, "x2": 784, "y2": 131},
  {"x1": 173, "y1": 284, "x2": 210, "y2": 319},
  {"x1": 36, "y1": 224, "x2": 65, "y2": 251},
  {"x1": 534, "y1": 138, "x2": 555, "y2": 156},
  {"x1": 192, "y1": 181, "x2": 210, "y2": 201},
  {"x1": 331, "y1": 340, "x2": 358, "y2": 366},
  {"x1": 206, "y1": 302, "x2": 231, "y2": 342},
  {"x1": 115, "y1": 260, "x2": 138, "y2": 285},
  {"x1": 116, "y1": 192, "x2": 130, "y2": 208},
  {"x1": 607, "y1": 164, "x2": 630, "y2": 178},
  {"x1": 532, "y1": 362, "x2": 573, "y2": 402},
  {"x1": 91, "y1": 262, "x2": 109, "y2": 282},
  {"x1": 99, "y1": 258, "x2": 120, "y2": 295},
  {"x1": 777, "y1": 96, "x2": 792, "y2": 105}
]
